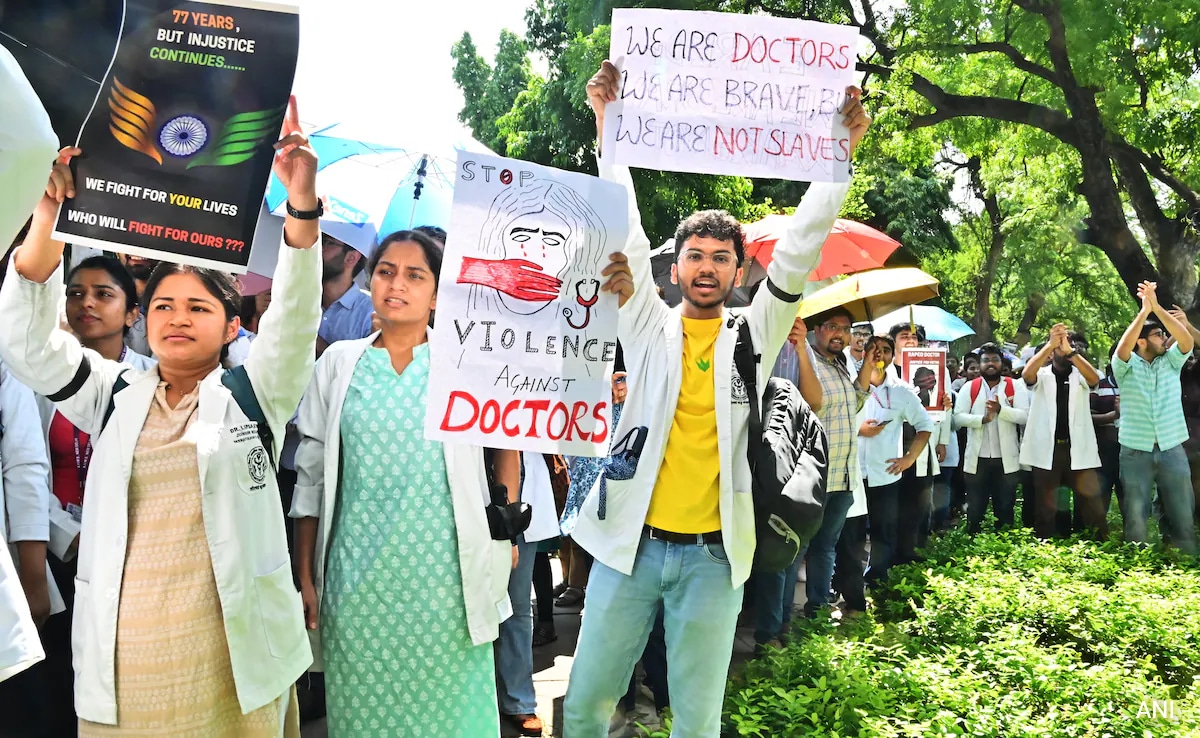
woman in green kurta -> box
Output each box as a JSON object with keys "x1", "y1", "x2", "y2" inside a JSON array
[{"x1": 294, "y1": 231, "x2": 520, "y2": 738}]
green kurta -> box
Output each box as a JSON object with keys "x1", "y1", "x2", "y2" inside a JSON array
[{"x1": 321, "y1": 345, "x2": 498, "y2": 738}]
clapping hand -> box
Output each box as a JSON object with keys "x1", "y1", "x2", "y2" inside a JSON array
[{"x1": 1137, "y1": 281, "x2": 1159, "y2": 311}]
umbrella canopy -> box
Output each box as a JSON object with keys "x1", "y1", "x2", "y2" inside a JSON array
[
  {"x1": 797, "y1": 268, "x2": 939, "y2": 322},
  {"x1": 742, "y1": 216, "x2": 901, "y2": 285},
  {"x1": 263, "y1": 124, "x2": 492, "y2": 253},
  {"x1": 873, "y1": 304, "x2": 975, "y2": 342}
]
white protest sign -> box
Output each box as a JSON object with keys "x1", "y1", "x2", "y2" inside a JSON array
[
  {"x1": 425, "y1": 153, "x2": 629, "y2": 456},
  {"x1": 603, "y1": 8, "x2": 860, "y2": 182}
]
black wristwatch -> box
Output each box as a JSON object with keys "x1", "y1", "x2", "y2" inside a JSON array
[{"x1": 286, "y1": 200, "x2": 323, "y2": 220}]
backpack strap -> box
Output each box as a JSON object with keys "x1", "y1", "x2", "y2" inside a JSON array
[
  {"x1": 100, "y1": 370, "x2": 132, "y2": 432},
  {"x1": 968, "y1": 376, "x2": 984, "y2": 406},
  {"x1": 221, "y1": 366, "x2": 275, "y2": 472},
  {"x1": 732, "y1": 316, "x2": 763, "y2": 467}
]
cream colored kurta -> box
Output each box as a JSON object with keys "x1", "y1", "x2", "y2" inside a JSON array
[{"x1": 79, "y1": 384, "x2": 298, "y2": 737}]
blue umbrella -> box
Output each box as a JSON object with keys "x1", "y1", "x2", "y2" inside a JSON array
[
  {"x1": 263, "y1": 124, "x2": 491, "y2": 254},
  {"x1": 873, "y1": 304, "x2": 975, "y2": 342}
]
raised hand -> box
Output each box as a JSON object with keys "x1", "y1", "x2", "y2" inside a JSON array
[
  {"x1": 458, "y1": 257, "x2": 564, "y2": 302},
  {"x1": 33, "y1": 147, "x2": 82, "y2": 227},
  {"x1": 272, "y1": 95, "x2": 318, "y2": 203},
  {"x1": 788, "y1": 318, "x2": 807, "y2": 346},
  {"x1": 601, "y1": 252, "x2": 634, "y2": 307},
  {"x1": 840, "y1": 86, "x2": 872, "y2": 157},
  {"x1": 1136, "y1": 281, "x2": 1159, "y2": 311},
  {"x1": 587, "y1": 60, "x2": 621, "y2": 120}
]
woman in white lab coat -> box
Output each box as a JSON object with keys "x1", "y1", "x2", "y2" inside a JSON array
[{"x1": 0, "y1": 98, "x2": 321, "y2": 735}]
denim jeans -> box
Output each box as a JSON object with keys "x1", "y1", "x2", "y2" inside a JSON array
[
  {"x1": 752, "y1": 556, "x2": 801, "y2": 643},
  {"x1": 1121, "y1": 444, "x2": 1196, "y2": 554},
  {"x1": 563, "y1": 534, "x2": 742, "y2": 738},
  {"x1": 495, "y1": 535, "x2": 538, "y2": 715},
  {"x1": 801, "y1": 490, "x2": 855, "y2": 616},
  {"x1": 964, "y1": 459, "x2": 1018, "y2": 534},
  {"x1": 621, "y1": 607, "x2": 669, "y2": 712}
]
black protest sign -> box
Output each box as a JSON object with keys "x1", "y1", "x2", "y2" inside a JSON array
[{"x1": 53, "y1": 0, "x2": 298, "y2": 271}]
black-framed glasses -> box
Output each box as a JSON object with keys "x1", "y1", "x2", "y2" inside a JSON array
[{"x1": 820, "y1": 322, "x2": 852, "y2": 335}]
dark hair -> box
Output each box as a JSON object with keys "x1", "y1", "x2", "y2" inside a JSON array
[
  {"x1": 807, "y1": 306, "x2": 854, "y2": 329},
  {"x1": 673, "y1": 210, "x2": 745, "y2": 266},
  {"x1": 369, "y1": 230, "x2": 444, "y2": 287},
  {"x1": 888, "y1": 322, "x2": 927, "y2": 342},
  {"x1": 413, "y1": 225, "x2": 447, "y2": 245},
  {"x1": 1001, "y1": 356, "x2": 1013, "y2": 371},
  {"x1": 961, "y1": 353, "x2": 980, "y2": 367},
  {"x1": 322, "y1": 233, "x2": 367, "y2": 279},
  {"x1": 142, "y1": 264, "x2": 241, "y2": 359},
  {"x1": 977, "y1": 342, "x2": 1005, "y2": 361},
  {"x1": 67, "y1": 256, "x2": 139, "y2": 313},
  {"x1": 1068, "y1": 331, "x2": 1087, "y2": 348},
  {"x1": 1138, "y1": 320, "x2": 1164, "y2": 340}
]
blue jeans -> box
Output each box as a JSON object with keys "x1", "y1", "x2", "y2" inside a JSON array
[
  {"x1": 563, "y1": 534, "x2": 743, "y2": 738},
  {"x1": 1121, "y1": 444, "x2": 1196, "y2": 554},
  {"x1": 495, "y1": 536, "x2": 538, "y2": 715},
  {"x1": 752, "y1": 556, "x2": 801, "y2": 644},
  {"x1": 801, "y1": 490, "x2": 855, "y2": 616}
]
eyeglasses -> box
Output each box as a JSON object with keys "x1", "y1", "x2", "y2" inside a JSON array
[
  {"x1": 851, "y1": 330, "x2": 873, "y2": 338},
  {"x1": 681, "y1": 250, "x2": 737, "y2": 269},
  {"x1": 1145, "y1": 330, "x2": 1165, "y2": 340},
  {"x1": 820, "y1": 322, "x2": 852, "y2": 335}
]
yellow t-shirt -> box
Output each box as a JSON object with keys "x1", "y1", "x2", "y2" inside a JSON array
[{"x1": 645, "y1": 316, "x2": 723, "y2": 534}]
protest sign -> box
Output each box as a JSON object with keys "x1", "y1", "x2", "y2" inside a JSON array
[
  {"x1": 901, "y1": 348, "x2": 948, "y2": 414},
  {"x1": 602, "y1": 8, "x2": 859, "y2": 183},
  {"x1": 53, "y1": 0, "x2": 299, "y2": 272},
  {"x1": 425, "y1": 153, "x2": 629, "y2": 457}
]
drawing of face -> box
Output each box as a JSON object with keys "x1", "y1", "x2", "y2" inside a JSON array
[{"x1": 500, "y1": 210, "x2": 571, "y2": 314}]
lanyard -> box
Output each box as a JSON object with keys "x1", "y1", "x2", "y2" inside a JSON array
[
  {"x1": 72, "y1": 427, "x2": 92, "y2": 503},
  {"x1": 872, "y1": 386, "x2": 892, "y2": 410},
  {"x1": 118, "y1": 344, "x2": 127, "y2": 363}
]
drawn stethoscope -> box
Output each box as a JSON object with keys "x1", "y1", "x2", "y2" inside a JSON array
[{"x1": 564, "y1": 279, "x2": 599, "y2": 330}]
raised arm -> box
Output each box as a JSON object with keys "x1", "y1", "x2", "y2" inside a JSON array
[
  {"x1": 589, "y1": 61, "x2": 669, "y2": 339},
  {"x1": 747, "y1": 89, "x2": 871, "y2": 376},
  {"x1": 242, "y1": 96, "x2": 322, "y2": 455},
  {"x1": 0, "y1": 47, "x2": 59, "y2": 247}
]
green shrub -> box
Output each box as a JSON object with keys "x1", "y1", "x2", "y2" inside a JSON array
[{"x1": 724, "y1": 529, "x2": 1200, "y2": 737}]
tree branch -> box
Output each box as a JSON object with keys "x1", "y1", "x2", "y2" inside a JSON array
[
  {"x1": 907, "y1": 73, "x2": 1076, "y2": 144},
  {"x1": 1110, "y1": 139, "x2": 1200, "y2": 210},
  {"x1": 944, "y1": 42, "x2": 1057, "y2": 84}
]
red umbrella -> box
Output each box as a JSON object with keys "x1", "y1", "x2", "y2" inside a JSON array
[{"x1": 742, "y1": 216, "x2": 901, "y2": 282}]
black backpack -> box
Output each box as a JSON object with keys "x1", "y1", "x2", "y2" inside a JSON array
[{"x1": 732, "y1": 316, "x2": 829, "y2": 573}]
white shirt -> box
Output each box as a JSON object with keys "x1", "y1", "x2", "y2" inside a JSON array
[
  {"x1": 857, "y1": 374, "x2": 936, "y2": 487},
  {"x1": 979, "y1": 383, "x2": 1003, "y2": 458},
  {"x1": 522, "y1": 452, "x2": 560, "y2": 543}
]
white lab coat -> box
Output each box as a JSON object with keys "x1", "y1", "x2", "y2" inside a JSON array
[
  {"x1": 0, "y1": 242, "x2": 321, "y2": 724},
  {"x1": 0, "y1": 44, "x2": 57, "y2": 684},
  {"x1": 0, "y1": 362, "x2": 59, "y2": 619},
  {"x1": 569, "y1": 158, "x2": 850, "y2": 589},
  {"x1": 1019, "y1": 365, "x2": 1101, "y2": 471},
  {"x1": 954, "y1": 377, "x2": 1030, "y2": 475},
  {"x1": 34, "y1": 350, "x2": 156, "y2": 565},
  {"x1": 290, "y1": 334, "x2": 512, "y2": 670}
]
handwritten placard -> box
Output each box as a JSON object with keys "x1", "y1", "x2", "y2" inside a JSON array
[
  {"x1": 425, "y1": 153, "x2": 629, "y2": 456},
  {"x1": 602, "y1": 8, "x2": 859, "y2": 183}
]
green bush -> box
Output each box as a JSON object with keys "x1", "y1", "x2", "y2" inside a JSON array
[{"x1": 724, "y1": 530, "x2": 1200, "y2": 737}]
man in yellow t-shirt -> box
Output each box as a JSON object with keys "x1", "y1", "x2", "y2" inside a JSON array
[{"x1": 564, "y1": 58, "x2": 871, "y2": 738}]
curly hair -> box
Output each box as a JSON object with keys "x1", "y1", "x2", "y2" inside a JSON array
[{"x1": 673, "y1": 210, "x2": 745, "y2": 265}]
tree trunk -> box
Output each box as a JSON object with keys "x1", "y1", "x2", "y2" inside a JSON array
[
  {"x1": 1012, "y1": 293, "x2": 1045, "y2": 348},
  {"x1": 966, "y1": 157, "x2": 1003, "y2": 344}
]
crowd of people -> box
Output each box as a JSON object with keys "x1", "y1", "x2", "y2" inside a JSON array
[{"x1": 1, "y1": 44, "x2": 1197, "y2": 738}]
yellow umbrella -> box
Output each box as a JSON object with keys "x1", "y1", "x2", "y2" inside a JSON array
[{"x1": 797, "y1": 267, "x2": 939, "y2": 321}]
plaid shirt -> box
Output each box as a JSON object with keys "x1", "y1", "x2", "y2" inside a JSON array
[{"x1": 808, "y1": 344, "x2": 868, "y2": 492}]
